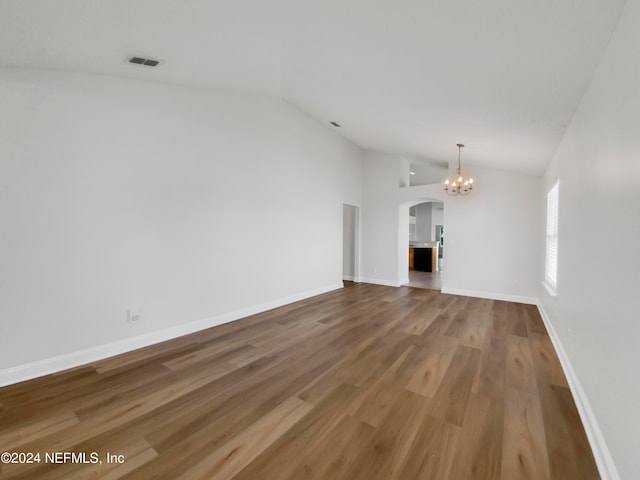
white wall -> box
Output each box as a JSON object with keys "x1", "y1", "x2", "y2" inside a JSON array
[
  {"x1": 414, "y1": 202, "x2": 432, "y2": 241},
  {"x1": 362, "y1": 151, "x2": 541, "y2": 301},
  {"x1": 539, "y1": 1, "x2": 640, "y2": 477},
  {"x1": 431, "y1": 203, "x2": 444, "y2": 241},
  {"x1": 360, "y1": 151, "x2": 401, "y2": 286},
  {"x1": 0, "y1": 69, "x2": 362, "y2": 377},
  {"x1": 409, "y1": 159, "x2": 448, "y2": 187},
  {"x1": 442, "y1": 166, "x2": 541, "y2": 302},
  {"x1": 413, "y1": 202, "x2": 444, "y2": 242}
]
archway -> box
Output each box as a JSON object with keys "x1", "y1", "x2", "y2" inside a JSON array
[{"x1": 398, "y1": 197, "x2": 444, "y2": 290}]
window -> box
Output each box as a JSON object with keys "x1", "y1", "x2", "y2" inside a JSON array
[{"x1": 544, "y1": 181, "x2": 559, "y2": 294}]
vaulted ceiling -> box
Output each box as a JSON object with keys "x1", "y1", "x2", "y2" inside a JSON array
[{"x1": 0, "y1": 0, "x2": 626, "y2": 174}]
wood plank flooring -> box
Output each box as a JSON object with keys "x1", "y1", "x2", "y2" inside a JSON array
[
  {"x1": 0, "y1": 283, "x2": 599, "y2": 479},
  {"x1": 406, "y1": 270, "x2": 442, "y2": 290}
]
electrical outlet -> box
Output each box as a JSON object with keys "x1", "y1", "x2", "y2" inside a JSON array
[{"x1": 127, "y1": 307, "x2": 141, "y2": 323}]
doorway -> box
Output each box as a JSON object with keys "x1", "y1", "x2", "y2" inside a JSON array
[
  {"x1": 404, "y1": 200, "x2": 444, "y2": 290},
  {"x1": 435, "y1": 224, "x2": 444, "y2": 271},
  {"x1": 342, "y1": 204, "x2": 359, "y2": 283}
]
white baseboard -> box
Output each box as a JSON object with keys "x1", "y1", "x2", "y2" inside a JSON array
[
  {"x1": 343, "y1": 275, "x2": 355, "y2": 281},
  {"x1": 0, "y1": 282, "x2": 343, "y2": 387},
  {"x1": 536, "y1": 303, "x2": 619, "y2": 480},
  {"x1": 358, "y1": 277, "x2": 404, "y2": 287},
  {"x1": 441, "y1": 287, "x2": 537, "y2": 305}
]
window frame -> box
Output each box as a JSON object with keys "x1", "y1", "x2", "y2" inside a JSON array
[{"x1": 544, "y1": 181, "x2": 559, "y2": 295}]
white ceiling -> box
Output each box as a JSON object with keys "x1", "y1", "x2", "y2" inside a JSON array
[{"x1": 0, "y1": 0, "x2": 626, "y2": 174}]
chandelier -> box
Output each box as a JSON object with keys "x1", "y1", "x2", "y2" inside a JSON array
[{"x1": 444, "y1": 143, "x2": 474, "y2": 196}]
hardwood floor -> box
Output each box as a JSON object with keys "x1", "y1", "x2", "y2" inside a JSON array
[
  {"x1": 406, "y1": 270, "x2": 442, "y2": 290},
  {"x1": 0, "y1": 283, "x2": 599, "y2": 479}
]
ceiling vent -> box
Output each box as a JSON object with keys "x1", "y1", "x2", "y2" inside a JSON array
[{"x1": 126, "y1": 55, "x2": 161, "y2": 67}]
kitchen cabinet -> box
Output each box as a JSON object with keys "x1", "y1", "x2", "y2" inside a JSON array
[{"x1": 409, "y1": 242, "x2": 438, "y2": 272}]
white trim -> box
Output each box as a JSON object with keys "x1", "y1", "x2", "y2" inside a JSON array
[
  {"x1": 343, "y1": 275, "x2": 356, "y2": 281},
  {"x1": 545, "y1": 181, "x2": 559, "y2": 289},
  {"x1": 441, "y1": 287, "x2": 537, "y2": 305},
  {"x1": 536, "y1": 302, "x2": 619, "y2": 480},
  {"x1": 399, "y1": 276, "x2": 410, "y2": 286},
  {"x1": 0, "y1": 282, "x2": 343, "y2": 387},
  {"x1": 358, "y1": 277, "x2": 404, "y2": 287}
]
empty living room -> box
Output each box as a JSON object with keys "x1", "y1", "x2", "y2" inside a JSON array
[{"x1": 1, "y1": 1, "x2": 639, "y2": 479}]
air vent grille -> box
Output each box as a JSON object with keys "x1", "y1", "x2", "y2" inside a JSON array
[{"x1": 127, "y1": 55, "x2": 161, "y2": 67}]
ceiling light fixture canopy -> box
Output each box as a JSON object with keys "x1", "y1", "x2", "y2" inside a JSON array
[{"x1": 444, "y1": 143, "x2": 474, "y2": 196}]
